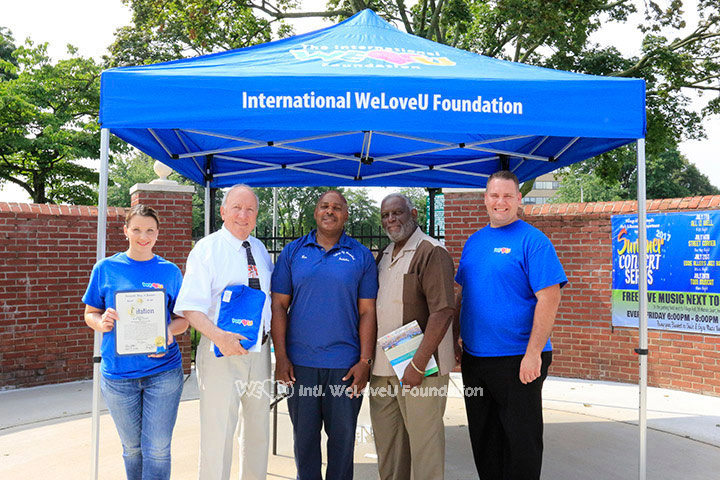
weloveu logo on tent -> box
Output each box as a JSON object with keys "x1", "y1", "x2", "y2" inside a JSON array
[{"x1": 290, "y1": 44, "x2": 456, "y2": 68}]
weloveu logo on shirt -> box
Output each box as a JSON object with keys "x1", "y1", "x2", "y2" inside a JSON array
[
  {"x1": 493, "y1": 247, "x2": 511, "y2": 254},
  {"x1": 232, "y1": 319, "x2": 254, "y2": 326},
  {"x1": 334, "y1": 250, "x2": 356, "y2": 262},
  {"x1": 142, "y1": 282, "x2": 164, "y2": 288}
]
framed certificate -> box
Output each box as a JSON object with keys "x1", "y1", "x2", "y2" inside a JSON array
[{"x1": 114, "y1": 289, "x2": 168, "y2": 356}]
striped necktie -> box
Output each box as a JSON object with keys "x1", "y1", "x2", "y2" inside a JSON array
[{"x1": 242, "y1": 240, "x2": 261, "y2": 290}]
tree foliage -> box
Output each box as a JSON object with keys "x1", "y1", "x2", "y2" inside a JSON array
[
  {"x1": 542, "y1": 2, "x2": 720, "y2": 198},
  {"x1": 0, "y1": 38, "x2": 125, "y2": 204},
  {"x1": 255, "y1": 186, "x2": 380, "y2": 236},
  {"x1": 0, "y1": 27, "x2": 18, "y2": 81},
  {"x1": 345, "y1": 188, "x2": 381, "y2": 232},
  {"x1": 108, "y1": 0, "x2": 290, "y2": 66},
  {"x1": 551, "y1": 167, "x2": 630, "y2": 204},
  {"x1": 107, "y1": 151, "x2": 224, "y2": 238},
  {"x1": 552, "y1": 143, "x2": 719, "y2": 203},
  {"x1": 107, "y1": 152, "x2": 157, "y2": 207},
  {"x1": 250, "y1": 1, "x2": 720, "y2": 124},
  {"x1": 397, "y1": 187, "x2": 428, "y2": 228}
]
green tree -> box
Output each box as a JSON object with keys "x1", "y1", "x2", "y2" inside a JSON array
[
  {"x1": 256, "y1": 186, "x2": 329, "y2": 236},
  {"x1": 107, "y1": 152, "x2": 157, "y2": 207},
  {"x1": 192, "y1": 185, "x2": 225, "y2": 239},
  {"x1": 255, "y1": 186, "x2": 379, "y2": 237},
  {"x1": 108, "y1": 0, "x2": 289, "y2": 66},
  {"x1": 345, "y1": 187, "x2": 381, "y2": 233},
  {"x1": 397, "y1": 187, "x2": 428, "y2": 228},
  {"x1": 107, "y1": 151, "x2": 224, "y2": 238},
  {"x1": 551, "y1": 168, "x2": 625, "y2": 203},
  {"x1": 0, "y1": 27, "x2": 17, "y2": 81},
  {"x1": 554, "y1": 141, "x2": 719, "y2": 202},
  {"x1": 0, "y1": 40, "x2": 123, "y2": 204},
  {"x1": 253, "y1": 186, "x2": 380, "y2": 252}
]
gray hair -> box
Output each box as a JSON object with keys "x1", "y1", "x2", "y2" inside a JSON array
[
  {"x1": 222, "y1": 184, "x2": 259, "y2": 209},
  {"x1": 381, "y1": 193, "x2": 416, "y2": 212}
]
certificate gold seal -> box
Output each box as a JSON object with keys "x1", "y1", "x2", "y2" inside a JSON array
[{"x1": 154, "y1": 336, "x2": 167, "y2": 354}]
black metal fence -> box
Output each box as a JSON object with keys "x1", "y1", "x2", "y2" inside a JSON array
[{"x1": 255, "y1": 225, "x2": 444, "y2": 255}]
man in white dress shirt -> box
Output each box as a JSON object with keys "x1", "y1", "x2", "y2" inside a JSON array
[{"x1": 175, "y1": 184, "x2": 273, "y2": 480}]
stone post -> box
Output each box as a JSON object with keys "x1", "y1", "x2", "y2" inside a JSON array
[{"x1": 130, "y1": 161, "x2": 195, "y2": 373}]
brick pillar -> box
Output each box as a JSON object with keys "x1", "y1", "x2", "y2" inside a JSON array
[
  {"x1": 444, "y1": 191, "x2": 488, "y2": 262},
  {"x1": 130, "y1": 177, "x2": 195, "y2": 373}
]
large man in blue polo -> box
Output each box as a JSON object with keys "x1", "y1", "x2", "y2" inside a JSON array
[{"x1": 271, "y1": 190, "x2": 378, "y2": 480}]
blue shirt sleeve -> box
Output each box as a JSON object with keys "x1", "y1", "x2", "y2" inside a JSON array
[
  {"x1": 271, "y1": 244, "x2": 294, "y2": 295},
  {"x1": 82, "y1": 261, "x2": 105, "y2": 310},
  {"x1": 527, "y1": 239, "x2": 568, "y2": 293},
  {"x1": 358, "y1": 248, "x2": 379, "y2": 299}
]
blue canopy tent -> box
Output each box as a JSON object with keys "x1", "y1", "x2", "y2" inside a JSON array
[
  {"x1": 99, "y1": 10, "x2": 644, "y2": 190},
  {"x1": 93, "y1": 9, "x2": 650, "y2": 479}
]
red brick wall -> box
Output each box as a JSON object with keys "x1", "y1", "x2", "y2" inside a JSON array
[
  {"x1": 445, "y1": 193, "x2": 720, "y2": 396},
  {"x1": 0, "y1": 188, "x2": 193, "y2": 389}
]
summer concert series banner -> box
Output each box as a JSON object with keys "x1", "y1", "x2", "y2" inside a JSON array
[{"x1": 611, "y1": 211, "x2": 720, "y2": 335}]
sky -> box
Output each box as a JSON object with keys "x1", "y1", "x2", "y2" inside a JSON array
[{"x1": 1, "y1": 0, "x2": 719, "y2": 203}]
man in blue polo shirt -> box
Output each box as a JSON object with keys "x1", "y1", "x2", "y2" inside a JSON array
[
  {"x1": 271, "y1": 190, "x2": 378, "y2": 480},
  {"x1": 455, "y1": 170, "x2": 567, "y2": 480}
]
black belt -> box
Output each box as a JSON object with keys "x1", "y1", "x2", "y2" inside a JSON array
[{"x1": 262, "y1": 332, "x2": 270, "y2": 345}]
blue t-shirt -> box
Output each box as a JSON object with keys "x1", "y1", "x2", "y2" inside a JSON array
[
  {"x1": 455, "y1": 219, "x2": 567, "y2": 357},
  {"x1": 82, "y1": 252, "x2": 184, "y2": 379},
  {"x1": 271, "y1": 230, "x2": 378, "y2": 369}
]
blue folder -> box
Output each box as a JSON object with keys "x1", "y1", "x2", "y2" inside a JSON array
[{"x1": 214, "y1": 284, "x2": 265, "y2": 357}]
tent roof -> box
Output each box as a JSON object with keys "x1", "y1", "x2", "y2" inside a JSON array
[{"x1": 100, "y1": 9, "x2": 646, "y2": 188}]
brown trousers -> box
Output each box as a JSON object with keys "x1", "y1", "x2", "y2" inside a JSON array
[{"x1": 369, "y1": 374, "x2": 449, "y2": 480}]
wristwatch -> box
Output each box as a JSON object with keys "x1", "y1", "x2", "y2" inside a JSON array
[{"x1": 360, "y1": 357, "x2": 373, "y2": 367}]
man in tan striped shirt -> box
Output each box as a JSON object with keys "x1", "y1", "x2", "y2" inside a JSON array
[{"x1": 370, "y1": 193, "x2": 456, "y2": 480}]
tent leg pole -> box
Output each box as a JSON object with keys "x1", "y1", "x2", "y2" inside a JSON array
[
  {"x1": 91, "y1": 128, "x2": 110, "y2": 480},
  {"x1": 204, "y1": 180, "x2": 211, "y2": 237},
  {"x1": 271, "y1": 186, "x2": 279, "y2": 456},
  {"x1": 273, "y1": 187, "x2": 278, "y2": 247},
  {"x1": 637, "y1": 138, "x2": 648, "y2": 480},
  {"x1": 209, "y1": 188, "x2": 217, "y2": 232},
  {"x1": 271, "y1": 187, "x2": 279, "y2": 455}
]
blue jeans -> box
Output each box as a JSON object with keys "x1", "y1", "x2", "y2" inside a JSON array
[
  {"x1": 101, "y1": 367, "x2": 184, "y2": 480},
  {"x1": 287, "y1": 366, "x2": 363, "y2": 480}
]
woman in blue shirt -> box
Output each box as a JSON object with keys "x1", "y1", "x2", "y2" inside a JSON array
[{"x1": 83, "y1": 205, "x2": 188, "y2": 480}]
